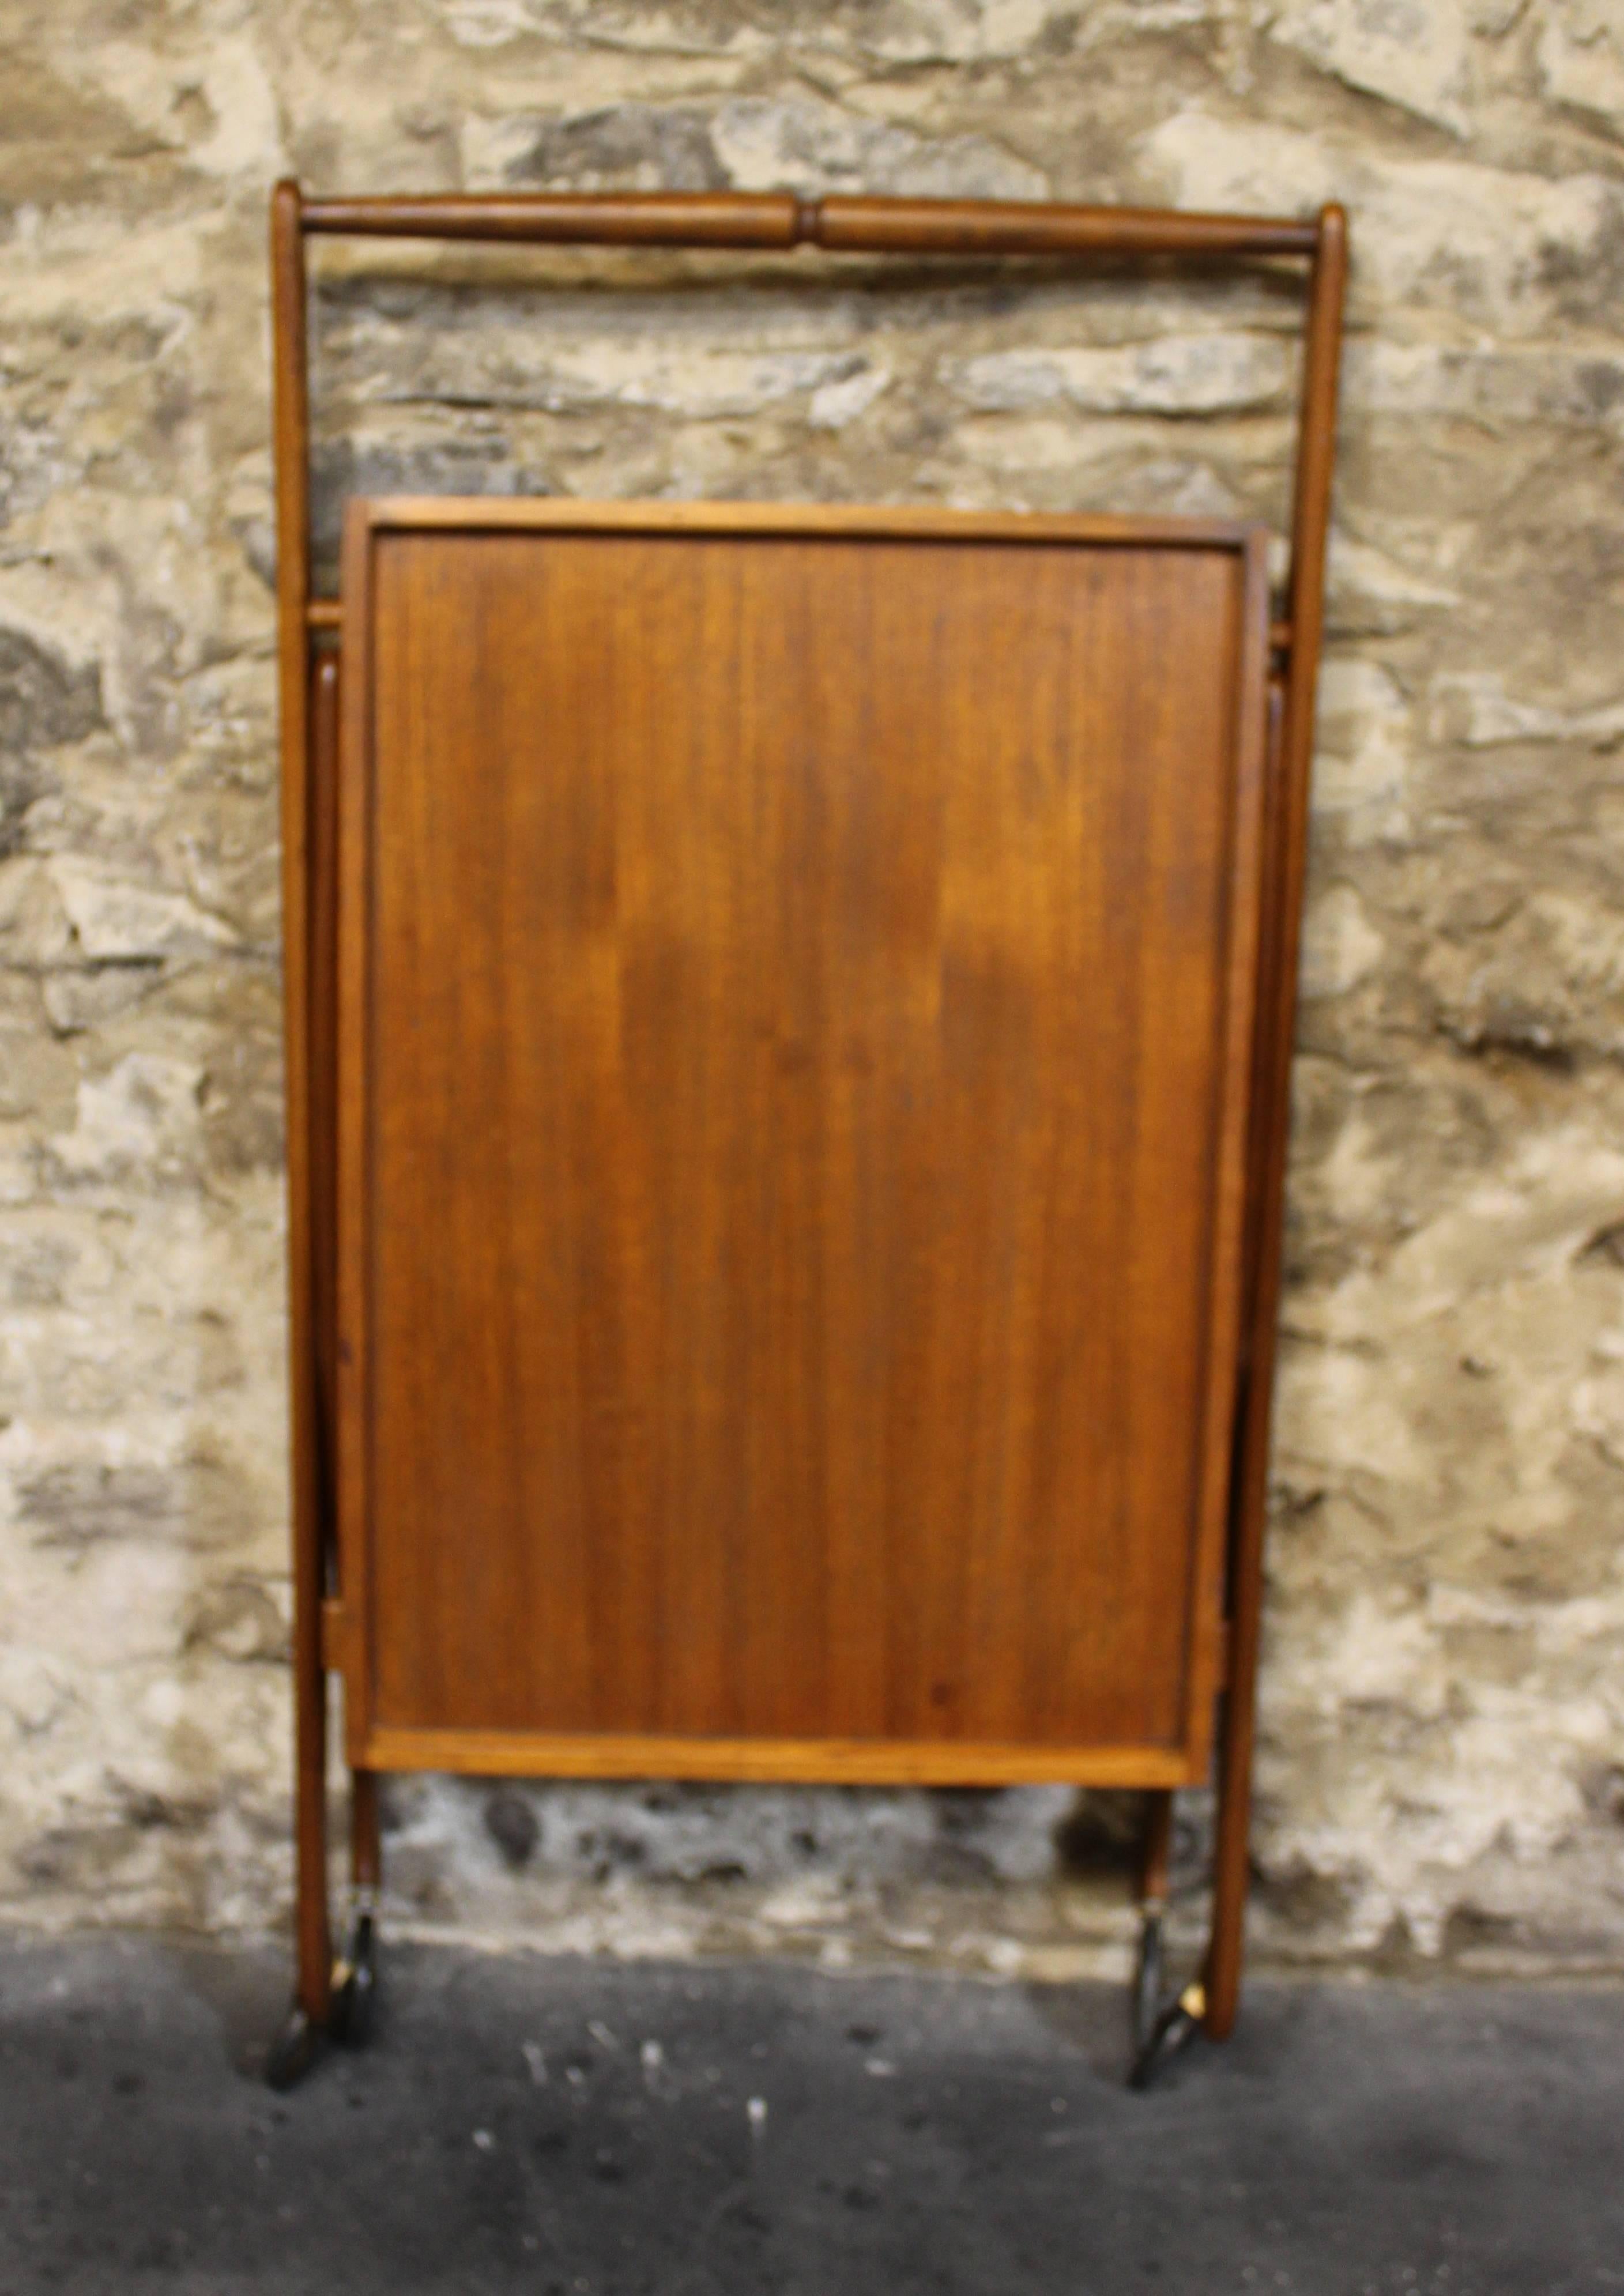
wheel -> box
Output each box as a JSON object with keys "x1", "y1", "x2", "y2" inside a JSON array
[{"x1": 265, "y1": 2004, "x2": 326, "y2": 2092}]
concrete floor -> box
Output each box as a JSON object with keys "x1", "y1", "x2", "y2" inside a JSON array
[{"x1": 0, "y1": 1935, "x2": 1619, "y2": 2294}]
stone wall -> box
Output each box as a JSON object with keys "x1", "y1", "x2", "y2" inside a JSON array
[{"x1": 2, "y1": 0, "x2": 1621, "y2": 1982}]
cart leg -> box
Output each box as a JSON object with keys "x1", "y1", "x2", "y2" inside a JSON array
[
  {"x1": 265, "y1": 1640, "x2": 333, "y2": 2090},
  {"x1": 1203, "y1": 1686, "x2": 1253, "y2": 2042},
  {"x1": 329, "y1": 1771, "x2": 380, "y2": 2049},
  {"x1": 1126, "y1": 1790, "x2": 1204, "y2": 2090},
  {"x1": 1131, "y1": 1790, "x2": 1172, "y2": 2053},
  {"x1": 352, "y1": 1766, "x2": 381, "y2": 1892},
  {"x1": 1128, "y1": 1977, "x2": 1207, "y2": 2091}
]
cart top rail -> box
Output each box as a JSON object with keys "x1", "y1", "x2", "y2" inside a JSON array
[{"x1": 295, "y1": 187, "x2": 1326, "y2": 258}]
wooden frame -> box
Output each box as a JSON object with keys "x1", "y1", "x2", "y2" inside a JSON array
[{"x1": 270, "y1": 182, "x2": 1347, "y2": 2075}]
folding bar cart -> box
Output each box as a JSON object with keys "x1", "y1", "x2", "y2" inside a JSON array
[{"x1": 267, "y1": 182, "x2": 1346, "y2": 2090}]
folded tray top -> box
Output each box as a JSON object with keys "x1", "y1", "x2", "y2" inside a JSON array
[{"x1": 334, "y1": 500, "x2": 1269, "y2": 1785}]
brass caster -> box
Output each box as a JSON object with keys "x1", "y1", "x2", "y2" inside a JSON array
[{"x1": 265, "y1": 2003, "x2": 327, "y2": 2093}]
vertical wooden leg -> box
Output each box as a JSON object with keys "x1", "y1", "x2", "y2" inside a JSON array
[
  {"x1": 351, "y1": 1768, "x2": 380, "y2": 1892},
  {"x1": 266, "y1": 179, "x2": 330, "y2": 2094},
  {"x1": 1201, "y1": 205, "x2": 1348, "y2": 2046},
  {"x1": 1132, "y1": 1789, "x2": 1174, "y2": 2051},
  {"x1": 1128, "y1": 1788, "x2": 1206, "y2": 2088},
  {"x1": 1139, "y1": 1788, "x2": 1173, "y2": 1906},
  {"x1": 267, "y1": 1603, "x2": 333, "y2": 2088},
  {"x1": 328, "y1": 1768, "x2": 380, "y2": 2050},
  {"x1": 1205, "y1": 1683, "x2": 1254, "y2": 2039},
  {"x1": 294, "y1": 1639, "x2": 332, "y2": 2026}
]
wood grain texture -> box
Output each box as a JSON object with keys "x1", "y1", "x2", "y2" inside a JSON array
[{"x1": 335, "y1": 501, "x2": 1268, "y2": 1786}]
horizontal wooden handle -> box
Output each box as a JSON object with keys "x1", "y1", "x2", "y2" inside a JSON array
[{"x1": 295, "y1": 184, "x2": 1326, "y2": 260}]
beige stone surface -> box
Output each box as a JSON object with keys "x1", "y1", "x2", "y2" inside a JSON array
[{"x1": 0, "y1": 0, "x2": 1620, "y2": 1981}]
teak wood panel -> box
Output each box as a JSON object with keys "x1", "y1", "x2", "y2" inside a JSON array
[{"x1": 336, "y1": 500, "x2": 1269, "y2": 1785}]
